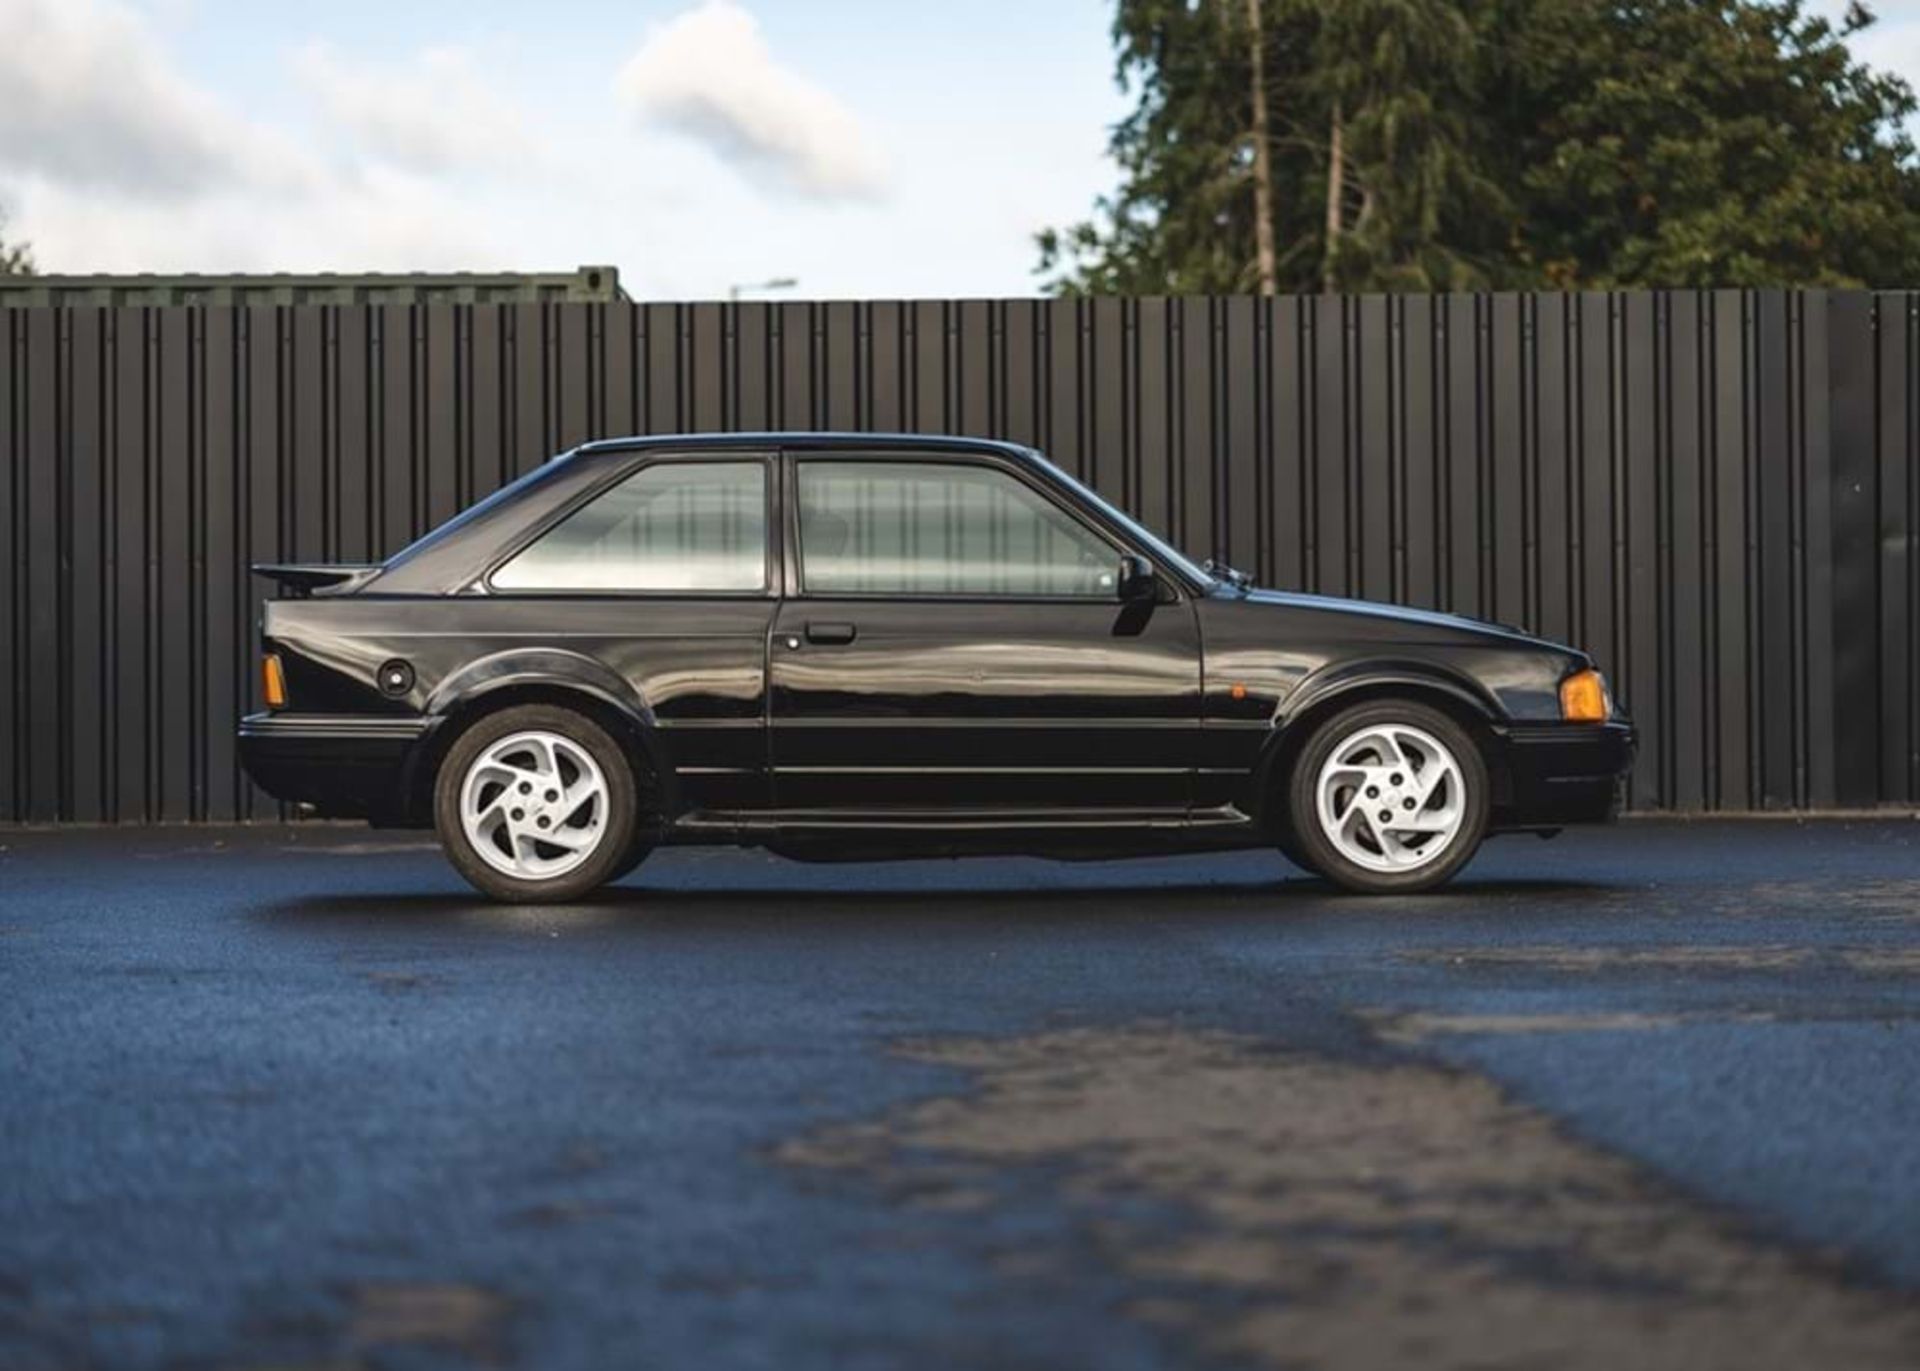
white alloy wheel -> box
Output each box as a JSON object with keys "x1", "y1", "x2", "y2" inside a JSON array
[
  {"x1": 458, "y1": 730, "x2": 610, "y2": 880},
  {"x1": 1313, "y1": 721, "x2": 1467, "y2": 874}
]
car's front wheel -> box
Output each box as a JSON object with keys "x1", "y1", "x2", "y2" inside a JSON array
[
  {"x1": 1286, "y1": 700, "x2": 1488, "y2": 894},
  {"x1": 434, "y1": 704, "x2": 638, "y2": 903}
]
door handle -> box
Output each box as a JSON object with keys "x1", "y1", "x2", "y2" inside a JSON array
[{"x1": 805, "y1": 621, "x2": 857, "y2": 646}]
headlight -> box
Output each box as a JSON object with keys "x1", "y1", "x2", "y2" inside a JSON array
[{"x1": 1559, "y1": 668, "x2": 1609, "y2": 722}]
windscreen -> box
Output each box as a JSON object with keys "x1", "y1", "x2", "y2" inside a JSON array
[{"x1": 1024, "y1": 450, "x2": 1214, "y2": 588}]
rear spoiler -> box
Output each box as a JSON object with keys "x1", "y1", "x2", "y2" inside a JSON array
[{"x1": 251, "y1": 563, "x2": 381, "y2": 598}]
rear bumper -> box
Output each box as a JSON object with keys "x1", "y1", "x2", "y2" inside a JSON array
[
  {"x1": 1491, "y1": 720, "x2": 1636, "y2": 828},
  {"x1": 238, "y1": 713, "x2": 430, "y2": 821}
]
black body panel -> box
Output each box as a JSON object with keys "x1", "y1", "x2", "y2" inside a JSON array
[
  {"x1": 237, "y1": 715, "x2": 426, "y2": 819},
  {"x1": 238, "y1": 432, "x2": 1636, "y2": 854},
  {"x1": 768, "y1": 597, "x2": 1199, "y2": 815},
  {"x1": 1494, "y1": 721, "x2": 1637, "y2": 827},
  {"x1": 1191, "y1": 589, "x2": 1587, "y2": 815},
  {"x1": 249, "y1": 595, "x2": 773, "y2": 818}
]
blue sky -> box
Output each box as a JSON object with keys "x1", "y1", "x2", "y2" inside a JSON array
[{"x1": 0, "y1": 0, "x2": 1915, "y2": 299}]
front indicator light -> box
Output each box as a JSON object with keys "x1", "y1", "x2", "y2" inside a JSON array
[
  {"x1": 262, "y1": 653, "x2": 287, "y2": 709},
  {"x1": 1560, "y1": 668, "x2": 1609, "y2": 722}
]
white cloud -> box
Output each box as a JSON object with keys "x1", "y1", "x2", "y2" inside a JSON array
[
  {"x1": 297, "y1": 42, "x2": 535, "y2": 174},
  {"x1": 11, "y1": 169, "x2": 502, "y2": 274},
  {"x1": 0, "y1": 0, "x2": 303, "y2": 199},
  {"x1": 616, "y1": 0, "x2": 886, "y2": 201},
  {"x1": 0, "y1": 0, "x2": 1115, "y2": 295},
  {"x1": 0, "y1": 0, "x2": 518, "y2": 272}
]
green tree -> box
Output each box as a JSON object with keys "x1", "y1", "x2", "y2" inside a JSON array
[
  {"x1": 0, "y1": 208, "x2": 33, "y2": 277},
  {"x1": 1246, "y1": 0, "x2": 1280, "y2": 294},
  {"x1": 1036, "y1": 0, "x2": 1325, "y2": 294},
  {"x1": 1490, "y1": 0, "x2": 1920, "y2": 287},
  {"x1": 1041, "y1": 0, "x2": 1493, "y2": 294},
  {"x1": 1312, "y1": 0, "x2": 1500, "y2": 290},
  {"x1": 1042, "y1": 0, "x2": 1920, "y2": 293}
]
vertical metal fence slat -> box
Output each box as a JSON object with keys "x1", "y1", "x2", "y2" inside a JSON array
[
  {"x1": 1664, "y1": 292, "x2": 1707, "y2": 811},
  {"x1": 1622, "y1": 292, "x2": 1662, "y2": 809},
  {"x1": 1358, "y1": 295, "x2": 1395, "y2": 603},
  {"x1": 67, "y1": 309, "x2": 105, "y2": 820},
  {"x1": 1881, "y1": 295, "x2": 1915, "y2": 801},
  {"x1": 155, "y1": 309, "x2": 193, "y2": 820},
  {"x1": 24, "y1": 309, "x2": 61, "y2": 820},
  {"x1": 112, "y1": 309, "x2": 150, "y2": 819},
  {"x1": 0, "y1": 316, "x2": 15, "y2": 823},
  {"x1": 1708, "y1": 290, "x2": 1750, "y2": 809}
]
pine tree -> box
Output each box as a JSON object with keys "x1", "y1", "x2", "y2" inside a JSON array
[
  {"x1": 1307, "y1": 0, "x2": 1498, "y2": 290},
  {"x1": 1041, "y1": 0, "x2": 1920, "y2": 293},
  {"x1": 1037, "y1": 0, "x2": 1323, "y2": 294},
  {"x1": 1488, "y1": 0, "x2": 1920, "y2": 287}
]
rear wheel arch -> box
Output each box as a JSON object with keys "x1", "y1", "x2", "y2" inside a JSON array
[
  {"x1": 405, "y1": 679, "x2": 672, "y2": 829},
  {"x1": 431, "y1": 701, "x2": 644, "y2": 902}
]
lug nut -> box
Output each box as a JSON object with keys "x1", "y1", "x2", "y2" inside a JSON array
[
  {"x1": 1391, "y1": 772, "x2": 1404, "y2": 785},
  {"x1": 518, "y1": 782, "x2": 531, "y2": 794},
  {"x1": 1366, "y1": 786, "x2": 1379, "y2": 798},
  {"x1": 1378, "y1": 810, "x2": 1392, "y2": 824},
  {"x1": 511, "y1": 808, "x2": 524, "y2": 821},
  {"x1": 536, "y1": 816, "x2": 550, "y2": 829},
  {"x1": 545, "y1": 790, "x2": 558, "y2": 802},
  {"x1": 1402, "y1": 798, "x2": 1415, "y2": 810}
]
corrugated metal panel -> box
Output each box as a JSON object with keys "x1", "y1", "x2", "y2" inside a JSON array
[{"x1": 1, "y1": 291, "x2": 1915, "y2": 822}]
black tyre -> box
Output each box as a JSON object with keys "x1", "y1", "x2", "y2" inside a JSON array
[
  {"x1": 433, "y1": 704, "x2": 638, "y2": 904},
  {"x1": 1285, "y1": 699, "x2": 1488, "y2": 894},
  {"x1": 608, "y1": 829, "x2": 657, "y2": 884},
  {"x1": 1272, "y1": 810, "x2": 1325, "y2": 878}
]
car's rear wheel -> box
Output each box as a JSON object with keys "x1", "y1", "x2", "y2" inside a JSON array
[
  {"x1": 1286, "y1": 700, "x2": 1488, "y2": 894},
  {"x1": 434, "y1": 704, "x2": 638, "y2": 903}
]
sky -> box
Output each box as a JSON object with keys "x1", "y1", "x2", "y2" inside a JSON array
[{"x1": 0, "y1": 0, "x2": 1917, "y2": 301}]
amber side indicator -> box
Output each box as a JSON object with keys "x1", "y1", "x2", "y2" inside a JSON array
[
  {"x1": 1559, "y1": 668, "x2": 1608, "y2": 722},
  {"x1": 262, "y1": 653, "x2": 288, "y2": 709}
]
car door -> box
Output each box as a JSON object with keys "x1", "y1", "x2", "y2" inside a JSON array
[{"x1": 768, "y1": 450, "x2": 1201, "y2": 817}]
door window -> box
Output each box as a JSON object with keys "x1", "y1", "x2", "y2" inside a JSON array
[
  {"x1": 796, "y1": 460, "x2": 1116, "y2": 597},
  {"x1": 492, "y1": 460, "x2": 767, "y2": 592}
]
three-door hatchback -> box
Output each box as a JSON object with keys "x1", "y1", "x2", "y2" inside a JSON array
[{"x1": 240, "y1": 433, "x2": 1634, "y2": 901}]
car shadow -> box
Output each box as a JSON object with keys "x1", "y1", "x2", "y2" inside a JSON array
[{"x1": 250, "y1": 872, "x2": 1619, "y2": 929}]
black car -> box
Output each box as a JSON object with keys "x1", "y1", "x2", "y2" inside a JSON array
[{"x1": 239, "y1": 433, "x2": 1633, "y2": 901}]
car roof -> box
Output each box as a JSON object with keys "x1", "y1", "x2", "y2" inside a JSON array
[{"x1": 573, "y1": 432, "x2": 1038, "y2": 460}]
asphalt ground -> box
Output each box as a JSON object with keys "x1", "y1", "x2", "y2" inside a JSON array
[{"x1": 2, "y1": 818, "x2": 1918, "y2": 1370}]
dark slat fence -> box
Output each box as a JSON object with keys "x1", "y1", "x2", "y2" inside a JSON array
[{"x1": 2, "y1": 291, "x2": 1915, "y2": 822}]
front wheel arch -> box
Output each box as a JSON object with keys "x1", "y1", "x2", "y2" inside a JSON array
[
  {"x1": 1254, "y1": 678, "x2": 1505, "y2": 838},
  {"x1": 1283, "y1": 697, "x2": 1492, "y2": 892}
]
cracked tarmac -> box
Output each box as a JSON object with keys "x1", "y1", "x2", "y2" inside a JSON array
[{"x1": 2, "y1": 818, "x2": 1918, "y2": 1369}]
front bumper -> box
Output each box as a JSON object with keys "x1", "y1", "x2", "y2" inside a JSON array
[
  {"x1": 1491, "y1": 720, "x2": 1636, "y2": 828},
  {"x1": 238, "y1": 713, "x2": 431, "y2": 821}
]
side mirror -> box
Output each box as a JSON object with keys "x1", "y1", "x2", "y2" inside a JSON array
[{"x1": 1117, "y1": 554, "x2": 1157, "y2": 602}]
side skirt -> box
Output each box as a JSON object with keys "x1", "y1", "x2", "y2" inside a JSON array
[{"x1": 660, "y1": 805, "x2": 1266, "y2": 861}]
